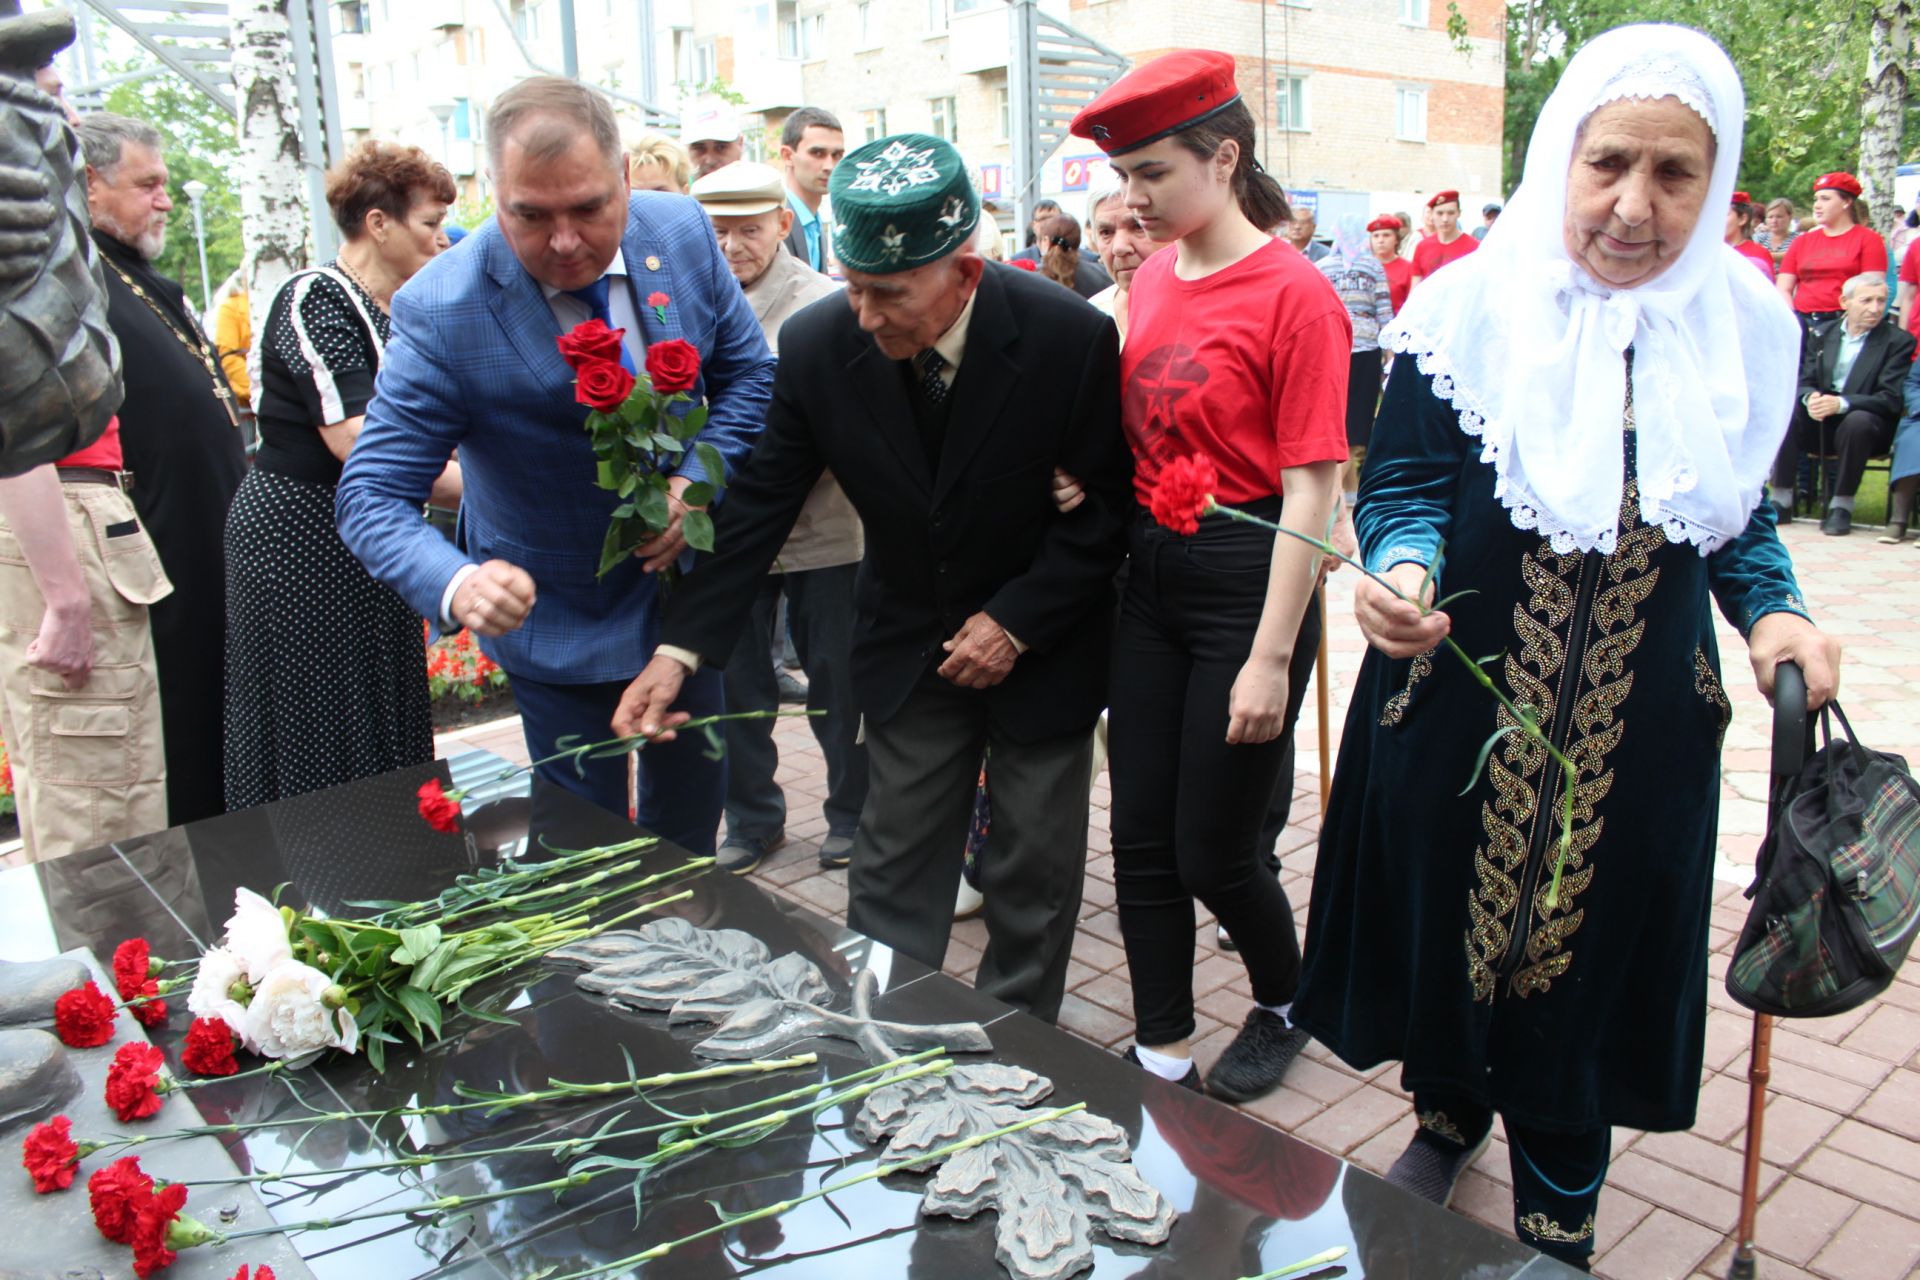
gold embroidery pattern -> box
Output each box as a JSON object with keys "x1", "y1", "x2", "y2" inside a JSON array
[
  {"x1": 1468, "y1": 419, "x2": 1663, "y2": 1002},
  {"x1": 1695, "y1": 646, "x2": 1732, "y2": 751},
  {"x1": 1416, "y1": 1110, "x2": 1467, "y2": 1145},
  {"x1": 1518, "y1": 1212, "x2": 1595, "y2": 1245},
  {"x1": 1380, "y1": 648, "x2": 1436, "y2": 726}
]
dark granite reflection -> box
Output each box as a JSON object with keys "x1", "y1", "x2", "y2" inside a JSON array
[{"x1": 0, "y1": 752, "x2": 1580, "y2": 1279}]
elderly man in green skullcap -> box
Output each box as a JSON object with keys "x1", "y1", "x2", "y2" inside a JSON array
[{"x1": 618, "y1": 133, "x2": 1132, "y2": 1021}]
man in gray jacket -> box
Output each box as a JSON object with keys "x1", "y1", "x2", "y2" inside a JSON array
[{"x1": 691, "y1": 160, "x2": 867, "y2": 873}]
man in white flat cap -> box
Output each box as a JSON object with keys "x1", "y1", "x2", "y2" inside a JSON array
[{"x1": 688, "y1": 160, "x2": 866, "y2": 877}]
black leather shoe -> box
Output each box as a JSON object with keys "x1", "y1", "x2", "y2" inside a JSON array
[
  {"x1": 1821, "y1": 508, "x2": 1852, "y2": 536},
  {"x1": 1123, "y1": 1045, "x2": 1202, "y2": 1092},
  {"x1": 1384, "y1": 1128, "x2": 1494, "y2": 1208},
  {"x1": 1205, "y1": 1008, "x2": 1310, "y2": 1103},
  {"x1": 1771, "y1": 500, "x2": 1794, "y2": 526}
]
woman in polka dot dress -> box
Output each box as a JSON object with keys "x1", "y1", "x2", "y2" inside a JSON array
[{"x1": 222, "y1": 141, "x2": 462, "y2": 810}]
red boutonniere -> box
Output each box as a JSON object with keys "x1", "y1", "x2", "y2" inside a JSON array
[
  {"x1": 1148, "y1": 456, "x2": 1220, "y2": 536},
  {"x1": 182, "y1": 1016, "x2": 241, "y2": 1077},
  {"x1": 556, "y1": 301, "x2": 726, "y2": 578},
  {"x1": 54, "y1": 980, "x2": 117, "y2": 1048}
]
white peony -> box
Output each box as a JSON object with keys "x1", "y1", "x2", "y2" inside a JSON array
[
  {"x1": 185, "y1": 945, "x2": 255, "y2": 1047},
  {"x1": 223, "y1": 887, "x2": 292, "y2": 982},
  {"x1": 242, "y1": 960, "x2": 360, "y2": 1060}
]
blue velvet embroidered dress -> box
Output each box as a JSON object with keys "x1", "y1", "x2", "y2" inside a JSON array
[{"x1": 1291, "y1": 356, "x2": 1809, "y2": 1133}]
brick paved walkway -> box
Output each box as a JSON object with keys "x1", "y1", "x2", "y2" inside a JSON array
[{"x1": 445, "y1": 521, "x2": 1918, "y2": 1278}]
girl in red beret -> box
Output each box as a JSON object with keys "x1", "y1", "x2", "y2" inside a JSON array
[
  {"x1": 1777, "y1": 172, "x2": 1888, "y2": 333},
  {"x1": 1725, "y1": 192, "x2": 1774, "y2": 279},
  {"x1": 1070, "y1": 50, "x2": 1350, "y2": 1103},
  {"x1": 1369, "y1": 214, "x2": 1414, "y2": 314}
]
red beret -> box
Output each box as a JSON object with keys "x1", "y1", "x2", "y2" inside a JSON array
[
  {"x1": 1367, "y1": 215, "x2": 1404, "y2": 232},
  {"x1": 1815, "y1": 172, "x2": 1863, "y2": 197},
  {"x1": 1069, "y1": 50, "x2": 1240, "y2": 157},
  {"x1": 1731, "y1": 190, "x2": 1752, "y2": 205},
  {"x1": 1427, "y1": 190, "x2": 1461, "y2": 210}
]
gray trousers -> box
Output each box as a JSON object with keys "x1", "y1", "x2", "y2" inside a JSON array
[{"x1": 846, "y1": 677, "x2": 1094, "y2": 1023}]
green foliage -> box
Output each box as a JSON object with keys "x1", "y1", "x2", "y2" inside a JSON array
[
  {"x1": 1502, "y1": 0, "x2": 1920, "y2": 201},
  {"x1": 101, "y1": 70, "x2": 243, "y2": 308}
]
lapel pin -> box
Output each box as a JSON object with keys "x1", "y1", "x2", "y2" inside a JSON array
[{"x1": 645, "y1": 255, "x2": 661, "y2": 271}]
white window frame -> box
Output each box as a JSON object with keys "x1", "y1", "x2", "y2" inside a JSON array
[
  {"x1": 862, "y1": 107, "x2": 888, "y2": 143},
  {"x1": 995, "y1": 86, "x2": 1010, "y2": 141},
  {"x1": 1400, "y1": 0, "x2": 1429, "y2": 24},
  {"x1": 930, "y1": 95, "x2": 957, "y2": 142},
  {"x1": 1276, "y1": 74, "x2": 1309, "y2": 133},
  {"x1": 856, "y1": 1, "x2": 873, "y2": 46},
  {"x1": 693, "y1": 37, "x2": 718, "y2": 84},
  {"x1": 1395, "y1": 85, "x2": 1429, "y2": 143},
  {"x1": 926, "y1": 0, "x2": 947, "y2": 32}
]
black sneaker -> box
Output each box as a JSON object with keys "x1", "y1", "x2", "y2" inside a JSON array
[
  {"x1": 1205, "y1": 1008, "x2": 1310, "y2": 1103},
  {"x1": 1383, "y1": 1127, "x2": 1493, "y2": 1208},
  {"x1": 716, "y1": 831, "x2": 784, "y2": 875},
  {"x1": 817, "y1": 832, "x2": 855, "y2": 869},
  {"x1": 1123, "y1": 1045, "x2": 1202, "y2": 1093},
  {"x1": 1821, "y1": 507, "x2": 1853, "y2": 536}
]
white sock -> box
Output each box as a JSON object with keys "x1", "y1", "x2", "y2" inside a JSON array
[
  {"x1": 1132, "y1": 1043, "x2": 1193, "y2": 1081},
  {"x1": 1258, "y1": 1001, "x2": 1294, "y2": 1025},
  {"x1": 1831, "y1": 494, "x2": 1856, "y2": 513}
]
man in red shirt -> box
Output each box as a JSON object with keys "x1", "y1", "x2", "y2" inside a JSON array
[{"x1": 1410, "y1": 189, "x2": 1478, "y2": 288}]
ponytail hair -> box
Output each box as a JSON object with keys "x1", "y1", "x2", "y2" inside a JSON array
[
  {"x1": 1169, "y1": 97, "x2": 1291, "y2": 233},
  {"x1": 1039, "y1": 214, "x2": 1081, "y2": 290}
]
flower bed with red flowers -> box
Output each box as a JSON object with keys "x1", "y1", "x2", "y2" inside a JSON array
[{"x1": 423, "y1": 623, "x2": 514, "y2": 731}]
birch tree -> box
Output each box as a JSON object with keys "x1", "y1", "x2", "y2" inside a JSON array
[
  {"x1": 1860, "y1": 0, "x2": 1912, "y2": 242},
  {"x1": 229, "y1": 0, "x2": 307, "y2": 352}
]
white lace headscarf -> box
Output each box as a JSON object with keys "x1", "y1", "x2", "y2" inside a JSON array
[{"x1": 1381, "y1": 24, "x2": 1800, "y2": 555}]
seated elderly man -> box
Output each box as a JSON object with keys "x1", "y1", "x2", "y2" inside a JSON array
[{"x1": 1771, "y1": 271, "x2": 1916, "y2": 535}]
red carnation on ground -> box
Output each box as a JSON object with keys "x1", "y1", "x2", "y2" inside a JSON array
[
  {"x1": 1010, "y1": 258, "x2": 1039, "y2": 272},
  {"x1": 644, "y1": 338, "x2": 701, "y2": 395},
  {"x1": 415, "y1": 780, "x2": 462, "y2": 833},
  {"x1": 54, "y1": 980, "x2": 117, "y2": 1047},
  {"x1": 126, "y1": 981, "x2": 168, "y2": 1028},
  {"x1": 575, "y1": 358, "x2": 637, "y2": 412},
  {"x1": 88, "y1": 1155, "x2": 154, "y2": 1242},
  {"x1": 112, "y1": 939, "x2": 160, "y2": 1000},
  {"x1": 1148, "y1": 456, "x2": 1220, "y2": 536},
  {"x1": 21, "y1": 1114, "x2": 80, "y2": 1193},
  {"x1": 231, "y1": 1268, "x2": 277, "y2": 1280},
  {"x1": 105, "y1": 1042, "x2": 169, "y2": 1123},
  {"x1": 130, "y1": 1181, "x2": 190, "y2": 1276},
  {"x1": 556, "y1": 318, "x2": 626, "y2": 369},
  {"x1": 182, "y1": 1017, "x2": 240, "y2": 1077}
]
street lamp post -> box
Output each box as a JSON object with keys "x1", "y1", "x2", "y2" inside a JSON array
[
  {"x1": 428, "y1": 101, "x2": 457, "y2": 172},
  {"x1": 181, "y1": 179, "x2": 211, "y2": 318}
]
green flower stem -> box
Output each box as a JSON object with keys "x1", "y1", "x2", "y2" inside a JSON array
[
  {"x1": 1238, "y1": 1246, "x2": 1351, "y2": 1280},
  {"x1": 542, "y1": 1102, "x2": 1092, "y2": 1277},
  {"x1": 169, "y1": 1049, "x2": 951, "y2": 1190},
  {"x1": 380, "y1": 839, "x2": 659, "y2": 926},
  {"x1": 167, "y1": 1058, "x2": 293, "y2": 1093},
  {"x1": 214, "y1": 1169, "x2": 601, "y2": 1243},
  {"x1": 1210, "y1": 502, "x2": 1583, "y2": 910},
  {"x1": 82, "y1": 1052, "x2": 824, "y2": 1157}
]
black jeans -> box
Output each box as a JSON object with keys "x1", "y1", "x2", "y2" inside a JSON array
[
  {"x1": 721, "y1": 565, "x2": 868, "y2": 842},
  {"x1": 1109, "y1": 504, "x2": 1321, "y2": 1045}
]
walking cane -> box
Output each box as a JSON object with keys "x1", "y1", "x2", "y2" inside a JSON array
[
  {"x1": 1315, "y1": 581, "x2": 1332, "y2": 814},
  {"x1": 1729, "y1": 660, "x2": 1810, "y2": 1280}
]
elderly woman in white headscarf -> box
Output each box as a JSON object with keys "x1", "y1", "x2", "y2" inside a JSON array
[{"x1": 1290, "y1": 25, "x2": 1840, "y2": 1267}]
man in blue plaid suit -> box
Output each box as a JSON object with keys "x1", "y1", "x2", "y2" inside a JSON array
[{"x1": 338, "y1": 78, "x2": 775, "y2": 853}]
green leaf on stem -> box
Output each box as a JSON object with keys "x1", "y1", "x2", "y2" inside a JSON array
[
  {"x1": 1432, "y1": 589, "x2": 1481, "y2": 611},
  {"x1": 594, "y1": 460, "x2": 617, "y2": 490},
  {"x1": 705, "y1": 1198, "x2": 761, "y2": 1226},
  {"x1": 651, "y1": 433, "x2": 686, "y2": 455},
  {"x1": 681, "y1": 509, "x2": 715, "y2": 553},
  {"x1": 693, "y1": 442, "x2": 727, "y2": 492},
  {"x1": 680, "y1": 481, "x2": 714, "y2": 508},
  {"x1": 1461, "y1": 725, "x2": 1519, "y2": 795},
  {"x1": 393, "y1": 925, "x2": 443, "y2": 967},
  {"x1": 455, "y1": 995, "x2": 520, "y2": 1028},
  {"x1": 679, "y1": 404, "x2": 711, "y2": 437},
  {"x1": 1417, "y1": 540, "x2": 1446, "y2": 611},
  {"x1": 637, "y1": 486, "x2": 672, "y2": 529}
]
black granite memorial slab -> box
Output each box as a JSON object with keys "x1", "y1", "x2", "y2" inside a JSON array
[{"x1": 0, "y1": 752, "x2": 1582, "y2": 1280}]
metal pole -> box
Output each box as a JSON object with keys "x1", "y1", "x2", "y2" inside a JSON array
[
  {"x1": 637, "y1": 0, "x2": 658, "y2": 108},
  {"x1": 1007, "y1": 0, "x2": 1038, "y2": 241},
  {"x1": 559, "y1": 0, "x2": 579, "y2": 78},
  {"x1": 187, "y1": 191, "x2": 212, "y2": 316},
  {"x1": 286, "y1": 0, "x2": 335, "y2": 262}
]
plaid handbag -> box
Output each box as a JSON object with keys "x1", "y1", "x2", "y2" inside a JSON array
[{"x1": 1727, "y1": 701, "x2": 1920, "y2": 1018}]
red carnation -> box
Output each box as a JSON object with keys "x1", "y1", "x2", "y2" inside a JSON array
[
  {"x1": 556, "y1": 318, "x2": 626, "y2": 370},
  {"x1": 416, "y1": 780, "x2": 462, "y2": 834},
  {"x1": 112, "y1": 939, "x2": 159, "y2": 1000},
  {"x1": 105, "y1": 1042, "x2": 168, "y2": 1123},
  {"x1": 1010, "y1": 258, "x2": 1040, "y2": 272},
  {"x1": 54, "y1": 980, "x2": 117, "y2": 1048},
  {"x1": 89, "y1": 1156, "x2": 154, "y2": 1243},
  {"x1": 232, "y1": 1268, "x2": 277, "y2": 1280},
  {"x1": 1148, "y1": 455, "x2": 1220, "y2": 536},
  {"x1": 126, "y1": 980, "x2": 168, "y2": 1029},
  {"x1": 130, "y1": 1181, "x2": 190, "y2": 1276},
  {"x1": 644, "y1": 338, "x2": 701, "y2": 395},
  {"x1": 646, "y1": 291, "x2": 670, "y2": 308},
  {"x1": 182, "y1": 1017, "x2": 240, "y2": 1077},
  {"x1": 575, "y1": 358, "x2": 637, "y2": 412},
  {"x1": 21, "y1": 1115, "x2": 80, "y2": 1193}
]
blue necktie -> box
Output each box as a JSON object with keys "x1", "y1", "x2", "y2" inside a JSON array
[{"x1": 564, "y1": 275, "x2": 636, "y2": 373}]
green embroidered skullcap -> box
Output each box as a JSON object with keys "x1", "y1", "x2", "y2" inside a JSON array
[{"x1": 828, "y1": 133, "x2": 979, "y2": 274}]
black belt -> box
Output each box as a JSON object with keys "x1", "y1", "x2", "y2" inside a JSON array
[
  {"x1": 1800, "y1": 309, "x2": 1844, "y2": 322},
  {"x1": 56, "y1": 467, "x2": 135, "y2": 492}
]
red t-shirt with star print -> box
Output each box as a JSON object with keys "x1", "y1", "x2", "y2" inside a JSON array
[{"x1": 1120, "y1": 237, "x2": 1352, "y2": 507}]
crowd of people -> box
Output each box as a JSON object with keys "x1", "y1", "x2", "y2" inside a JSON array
[{"x1": 0, "y1": 27, "x2": 1864, "y2": 1272}]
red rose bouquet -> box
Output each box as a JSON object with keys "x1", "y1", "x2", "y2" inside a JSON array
[{"x1": 555, "y1": 300, "x2": 727, "y2": 578}]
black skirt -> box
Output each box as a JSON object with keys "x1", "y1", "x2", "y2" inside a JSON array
[
  {"x1": 1346, "y1": 348, "x2": 1382, "y2": 449},
  {"x1": 223, "y1": 468, "x2": 433, "y2": 810}
]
